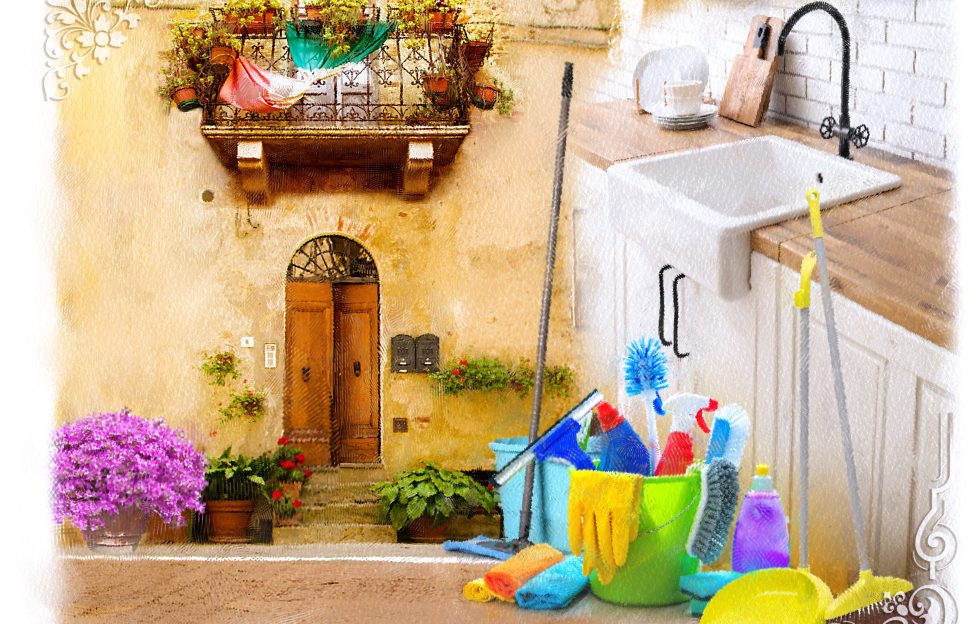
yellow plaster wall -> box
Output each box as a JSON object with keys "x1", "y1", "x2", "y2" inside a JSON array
[{"x1": 54, "y1": 9, "x2": 615, "y2": 474}]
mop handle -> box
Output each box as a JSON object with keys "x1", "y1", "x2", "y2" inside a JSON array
[
  {"x1": 807, "y1": 189, "x2": 871, "y2": 572},
  {"x1": 794, "y1": 251, "x2": 817, "y2": 570},
  {"x1": 518, "y1": 62, "x2": 574, "y2": 542}
]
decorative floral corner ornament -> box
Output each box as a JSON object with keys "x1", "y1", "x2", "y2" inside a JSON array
[{"x1": 43, "y1": 0, "x2": 162, "y2": 101}]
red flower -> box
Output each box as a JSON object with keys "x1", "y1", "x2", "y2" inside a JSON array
[
  {"x1": 459, "y1": 359, "x2": 468, "y2": 366},
  {"x1": 295, "y1": 454, "x2": 305, "y2": 464},
  {"x1": 281, "y1": 460, "x2": 296, "y2": 470},
  {"x1": 277, "y1": 437, "x2": 288, "y2": 445},
  {"x1": 292, "y1": 499, "x2": 302, "y2": 508},
  {"x1": 209, "y1": 430, "x2": 218, "y2": 438},
  {"x1": 303, "y1": 470, "x2": 312, "y2": 478},
  {"x1": 452, "y1": 368, "x2": 461, "y2": 376},
  {"x1": 271, "y1": 490, "x2": 283, "y2": 501}
]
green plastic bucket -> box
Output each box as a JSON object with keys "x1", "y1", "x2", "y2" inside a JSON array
[{"x1": 589, "y1": 474, "x2": 702, "y2": 606}]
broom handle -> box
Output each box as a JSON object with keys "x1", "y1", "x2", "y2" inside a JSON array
[
  {"x1": 809, "y1": 190, "x2": 871, "y2": 571},
  {"x1": 518, "y1": 62, "x2": 574, "y2": 542},
  {"x1": 799, "y1": 305, "x2": 810, "y2": 569}
]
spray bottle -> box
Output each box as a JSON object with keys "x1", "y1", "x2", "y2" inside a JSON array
[
  {"x1": 731, "y1": 464, "x2": 790, "y2": 572},
  {"x1": 654, "y1": 393, "x2": 717, "y2": 476},
  {"x1": 595, "y1": 401, "x2": 650, "y2": 476}
]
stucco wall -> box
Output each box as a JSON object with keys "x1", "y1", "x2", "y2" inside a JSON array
[{"x1": 54, "y1": 8, "x2": 613, "y2": 474}]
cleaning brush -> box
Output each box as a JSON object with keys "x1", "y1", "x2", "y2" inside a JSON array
[
  {"x1": 687, "y1": 459, "x2": 740, "y2": 564},
  {"x1": 622, "y1": 337, "x2": 670, "y2": 471},
  {"x1": 705, "y1": 404, "x2": 751, "y2": 468}
]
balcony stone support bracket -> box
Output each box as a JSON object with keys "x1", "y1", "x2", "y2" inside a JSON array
[
  {"x1": 403, "y1": 141, "x2": 434, "y2": 196},
  {"x1": 237, "y1": 140, "x2": 270, "y2": 204}
]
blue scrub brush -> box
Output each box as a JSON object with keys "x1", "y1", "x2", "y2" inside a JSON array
[
  {"x1": 622, "y1": 337, "x2": 670, "y2": 472},
  {"x1": 705, "y1": 404, "x2": 751, "y2": 468},
  {"x1": 687, "y1": 459, "x2": 740, "y2": 564}
]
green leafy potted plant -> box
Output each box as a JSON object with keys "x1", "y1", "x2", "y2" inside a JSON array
[
  {"x1": 421, "y1": 62, "x2": 458, "y2": 108},
  {"x1": 203, "y1": 447, "x2": 268, "y2": 543},
  {"x1": 461, "y1": 20, "x2": 493, "y2": 69},
  {"x1": 218, "y1": 380, "x2": 268, "y2": 423},
  {"x1": 404, "y1": 104, "x2": 457, "y2": 125},
  {"x1": 304, "y1": 0, "x2": 369, "y2": 56},
  {"x1": 201, "y1": 349, "x2": 241, "y2": 386},
  {"x1": 371, "y1": 462, "x2": 498, "y2": 542},
  {"x1": 158, "y1": 53, "x2": 202, "y2": 112},
  {"x1": 223, "y1": 0, "x2": 285, "y2": 35},
  {"x1": 207, "y1": 28, "x2": 243, "y2": 70}
]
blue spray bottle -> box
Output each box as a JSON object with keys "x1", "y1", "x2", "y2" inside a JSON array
[{"x1": 595, "y1": 401, "x2": 651, "y2": 476}]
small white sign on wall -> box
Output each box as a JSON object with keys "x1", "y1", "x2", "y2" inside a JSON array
[{"x1": 264, "y1": 343, "x2": 277, "y2": 369}]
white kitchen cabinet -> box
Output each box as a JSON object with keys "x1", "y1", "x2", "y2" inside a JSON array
[{"x1": 573, "y1": 157, "x2": 957, "y2": 593}]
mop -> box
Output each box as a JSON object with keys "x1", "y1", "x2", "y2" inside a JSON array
[
  {"x1": 462, "y1": 62, "x2": 577, "y2": 557},
  {"x1": 805, "y1": 188, "x2": 912, "y2": 618}
]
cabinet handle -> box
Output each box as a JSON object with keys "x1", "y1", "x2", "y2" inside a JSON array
[
  {"x1": 658, "y1": 265, "x2": 673, "y2": 347},
  {"x1": 673, "y1": 273, "x2": 689, "y2": 359},
  {"x1": 301, "y1": 366, "x2": 311, "y2": 382},
  {"x1": 353, "y1": 361, "x2": 361, "y2": 377}
]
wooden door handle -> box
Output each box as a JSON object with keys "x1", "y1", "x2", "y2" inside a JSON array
[{"x1": 301, "y1": 366, "x2": 311, "y2": 382}]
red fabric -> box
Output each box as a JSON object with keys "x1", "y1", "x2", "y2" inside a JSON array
[
  {"x1": 654, "y1": 432, "x2": 694, "y2": 476},
  {"x1": 219, "y1": 56, "x2": 307, "y2": 113}
]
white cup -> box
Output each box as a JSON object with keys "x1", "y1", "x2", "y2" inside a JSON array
[{"x1": 663, "y1": 80, "x2": 704, "y2": 116}]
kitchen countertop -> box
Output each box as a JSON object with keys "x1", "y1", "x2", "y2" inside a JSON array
[{"x1": 569, "y1": 99, "x2": 956, "y2": 350}]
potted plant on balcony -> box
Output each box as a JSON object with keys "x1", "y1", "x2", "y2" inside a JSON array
[
  {"x1": 469, "y1": 81, "x2": 498, "y2": 110},
  {"x1": 168, "y1": 20, "x2": 211, "y2": 71},
  {"x1": 223, "y1": 0, "x2": 285, "y2": 35},
  {"x1": 304, "y1": 0, "x2": 370, "y2": 56},
  {"x1": 427, "y1": 0, "x2": 463, "y2": 34},
  {"x1": 461, "y1": 21, "x2": 493, "y2": 70},
  {"x1": 371, "y1": 462, "x2": 498, "y2": 543},
  {"x1": 421, "y1": 63, "x2": 457, "y2": 107},
  {"x1": 207, "y1": 29, "x2": 243, "y2": 71},
  {"x1": 158, "y1": 54, "x2": 203, "y2": 112},
  {"x1": 52, "y1": 409, "x2": 207, "y2": 553},
  {"x1": 203, "y1": 447, "x2": 268, "y2": 543}
]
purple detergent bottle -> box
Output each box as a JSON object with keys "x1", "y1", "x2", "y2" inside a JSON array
[
  {"x1": 732, "y1": 464, "x2": 790, "y2": 572},
  {"x1": 595, "y1": 401, "x2": 651, "y2": 476}
]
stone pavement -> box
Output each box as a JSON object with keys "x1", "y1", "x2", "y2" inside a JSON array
[{"x1": 52, "y1": 543, "x2": 700, "y2": 623}]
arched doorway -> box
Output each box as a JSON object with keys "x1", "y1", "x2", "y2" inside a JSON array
[{"x1": 284, "y1": 235, "x2": 380, "y2": 466}]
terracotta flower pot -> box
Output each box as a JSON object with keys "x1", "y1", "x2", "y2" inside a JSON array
[
  {"x1": 462, "y1": 41, "x2": 491, "y2": 69},
  {"x1": 192, "y1": 26, "x2": 207, "y2": 39},
  {"x1": 209, "y1": 45, "x2": 238, "y2": 70},
  {"x1": 227, "y1": 10, "x2": 277, "y2": 35},
  {"x1": 398, "y1": 515, "x2": 450, "y2": 543},
  {"x1": 206, "y1": 499, "x2": 255, "y2": 543},
  {"x1": 422, "y1": 73, "x2": 452, "y2": 107},
  {"x1": 278, "y1": 481, "x2": 304, "y2": 523},
  {"x1": 470, "y1": 84, "x2": 499, "y2": 110},
  {"x1": 171, "y1": 85, "x2": 201, "y2": 112},
  {"x1": 305, "y1": 6, "x2": 322, "y2": 20},
  {"x1": 427, "y1": 10, "x2": 456, "y2": 34}
]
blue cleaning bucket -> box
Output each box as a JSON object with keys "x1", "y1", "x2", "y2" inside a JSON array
[{"x1": 489, "y1": 436, "x2": 601, "y2": 552}]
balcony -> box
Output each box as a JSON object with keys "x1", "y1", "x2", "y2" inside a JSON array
[{"x1": 197, "y1": 6, "x2": 492, "y2": 199}]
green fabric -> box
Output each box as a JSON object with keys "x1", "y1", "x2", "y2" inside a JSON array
[{"x1": 286, "y1": 21, "x2": 394, "y2": 70}]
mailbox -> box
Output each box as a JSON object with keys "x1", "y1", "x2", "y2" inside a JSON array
[
  {"x1": 415, "y1": 334, "x2": 440, "y2": 372},
  {"x1": 391, "y1": 334, "x2": 416, "y2": 373}
]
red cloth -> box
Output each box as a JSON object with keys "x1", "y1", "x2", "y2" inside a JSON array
[{"x1": 654, "y1": 431, "x2": 694, "y2": 476}]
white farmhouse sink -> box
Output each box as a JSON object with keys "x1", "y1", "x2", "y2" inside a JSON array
[{"x1": 608, "y1": 136, "x2": 901, "y2": 300}]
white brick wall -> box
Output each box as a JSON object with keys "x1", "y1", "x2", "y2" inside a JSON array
[{"x1": 604, "y1": 0, "x2": 956, "y2": 166}]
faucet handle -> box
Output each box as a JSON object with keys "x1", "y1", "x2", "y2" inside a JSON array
[
  {"x1": 849, "y1": 124, "x2": 870, "y2": 149},
  {"x1": 819, "y1": 116, "x2": 837, "y2": 140}
]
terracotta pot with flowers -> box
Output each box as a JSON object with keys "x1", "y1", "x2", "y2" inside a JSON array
[
  {"x1": 223, "y1": 0, "x2": 285, "y2": 35},
  {"x1": 270, "y1": 436, "x2": 312, "y2": 525},
  {"x1": 52, "y1": 409, "x2": 207, "y2": 553}
]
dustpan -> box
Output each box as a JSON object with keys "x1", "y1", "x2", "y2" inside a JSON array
[{"x1": 701, "y1": 251, "x2": 830, "y2": 623}]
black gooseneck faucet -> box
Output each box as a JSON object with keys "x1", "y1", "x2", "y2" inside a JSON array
[{"x1": 777, "y1": 2, "x2": 870, "y2": 159}]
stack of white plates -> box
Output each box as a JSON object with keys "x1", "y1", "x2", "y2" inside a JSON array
[{"x1": 652, "y1": 103, "x2": 718, "y2": 131}]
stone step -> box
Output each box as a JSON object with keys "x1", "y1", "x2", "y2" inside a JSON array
[
  {"x1": 302, "y1": 502, "x2": 383, "y2": 525},
  {"x1": 301, "y1": 483, "x2": 380, "y2": 505},
  {"x1": 273, "y1": 523, "x2": 397, "y2": 545},
  {"x1": 307, "y1": 464, "x2": 388, "y2": 487}
]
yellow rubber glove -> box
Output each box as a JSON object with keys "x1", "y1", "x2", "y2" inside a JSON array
[{"x1": 567, "y1": 470, "x2": 645, "y2": 584}]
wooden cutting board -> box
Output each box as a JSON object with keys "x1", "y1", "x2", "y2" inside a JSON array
[{"x1": 720, "y1": 16, "x2": 785, "y2": 127}]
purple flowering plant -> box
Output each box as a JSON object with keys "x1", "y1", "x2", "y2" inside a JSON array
[{"x1": 52, "y1": 409, "x2": 207, "y2": 531}]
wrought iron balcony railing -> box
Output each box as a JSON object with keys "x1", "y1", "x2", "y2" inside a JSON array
[{"x1": 202, "y1": 6, "x2": 486, "y2": 128}]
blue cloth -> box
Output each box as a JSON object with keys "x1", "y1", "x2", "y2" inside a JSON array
[
  {"x1": 514, "y1": 555, "x2": 589, "y2": 610},
  {"x1": 442, "y1": 536, "x2": 513, "y2": 560},
  {"x1": 679, "y1": 570, "x2": 743, "y2": 600},
  {"x1": 691, "y1": 598, "x2": 709, "y2": 616}
]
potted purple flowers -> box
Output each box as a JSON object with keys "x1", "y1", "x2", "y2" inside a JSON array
[{"x1": 52, "y1": 409, "x2": 207, "y2": 553}]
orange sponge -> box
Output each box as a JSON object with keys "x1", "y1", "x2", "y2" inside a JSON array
[{"x1": 483, "y1": 544, "x2": 564, "y2": 600}]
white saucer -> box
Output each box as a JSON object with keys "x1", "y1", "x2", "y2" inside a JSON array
[{"x1": 652, "y1": 102, "x2": 718, "y2": 121}]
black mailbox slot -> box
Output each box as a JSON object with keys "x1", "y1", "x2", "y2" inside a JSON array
[
  {"x1": 391, "y1": 334, "x2": 416, "y2": 373},
  {"x1": 415, "y1": 334, "x2": 440, "y2": 373}
]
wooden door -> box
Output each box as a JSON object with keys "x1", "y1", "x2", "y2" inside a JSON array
[
  {"x1": 333, "y1": 283, "x2": 380, "y2": 463},
  {"x1": 284, "y1": 282, "x2": 334, "y2": 466}
]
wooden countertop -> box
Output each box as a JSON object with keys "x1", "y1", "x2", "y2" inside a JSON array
[{"x1": 570, "y1": 99, "x2": 956, "y2": 350}]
